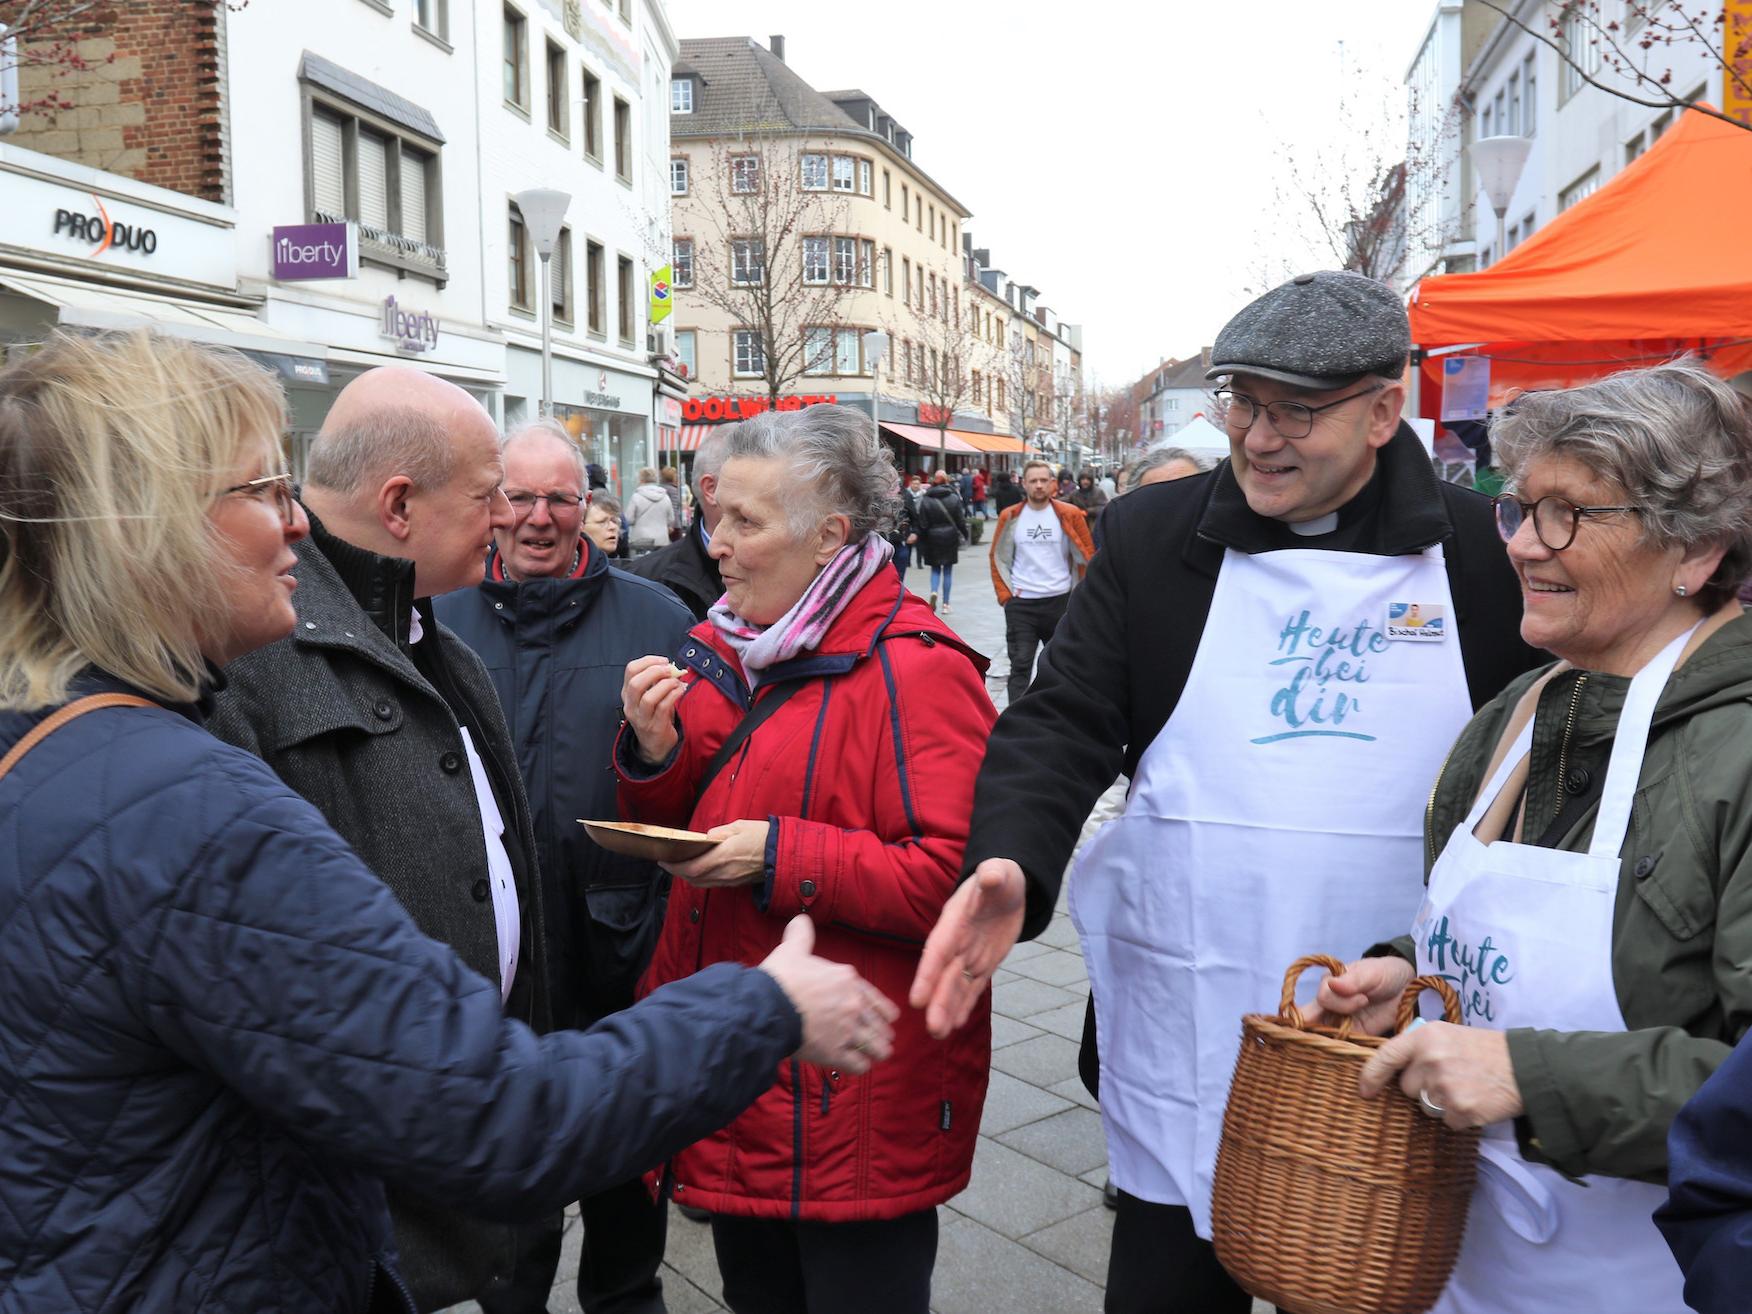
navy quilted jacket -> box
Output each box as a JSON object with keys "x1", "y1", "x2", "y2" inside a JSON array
[{"x1": 0, "y1": 677, "x2": 801, "y2": 1314}]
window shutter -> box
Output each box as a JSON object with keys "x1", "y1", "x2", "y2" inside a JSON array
[
  {"x1": 552, "y1": 235, "x2": 568, "y2": 312},
  {"x1": 312, "y1": 112, "x2": 345, "y2": 216},
  {"x1": 399, "y1": 151, "x2": 429, "y2": 243},
  {"x1": 357, "y1": 132, "x2": 390, "y2": 230}
]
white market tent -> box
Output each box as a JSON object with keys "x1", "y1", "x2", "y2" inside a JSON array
[{"x1": 1148, "y1": 414, "x2": 1230, "y2": 464}]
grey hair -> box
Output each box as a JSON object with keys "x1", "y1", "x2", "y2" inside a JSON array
[
  {"x1": 719, "y1": 403, "x2": 900, "y2": 541},
  {"x1": 502, "y1": 418, "x2": 587, "y2": 488},
  {"x1": 590, "y1": 491, "x2": 622, "y2": 516},
  {"x1": 694, "y1": 425, "x2": 731, "y2": 500},
  {"x1": 306, "y1": 404, "x2": 456, "y2": 494},
  {"x1": 1493, "y1": 360, "x2": 1752, "y2": 609},
  {"x1": 637, "y1": 466, "x2": 658, "y2": 484},
  {"x1": 1126, "y1": 446, "x2": 1207, "y2": 493}
]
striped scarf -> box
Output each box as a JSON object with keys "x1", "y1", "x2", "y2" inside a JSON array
[{"x1": 709, "y1": 534, "x2": 895, "y2": 687}]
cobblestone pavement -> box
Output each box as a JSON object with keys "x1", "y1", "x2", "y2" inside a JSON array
[{"x1": 449, "y1": 536, "x2": 1267, "y2": 1313}]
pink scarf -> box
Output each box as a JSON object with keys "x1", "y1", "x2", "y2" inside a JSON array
[{"x1": 709, "y1": 534, "x2": 895, "y2": 686}]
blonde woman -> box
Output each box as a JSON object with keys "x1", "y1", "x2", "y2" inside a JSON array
[{"x1": 0, "y1": 331, "x2": 896, "y2": 1313}]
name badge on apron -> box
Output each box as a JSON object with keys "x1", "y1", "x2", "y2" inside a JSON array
[{"x1": 1387, "y1": 601, "x2": 1447, "y2": 641}]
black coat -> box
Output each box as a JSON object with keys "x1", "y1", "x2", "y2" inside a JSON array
[
  {"x1": 436, "y1": 542, "x2": 694, "y2": 1025},
  {"x1": 993, "y1": 478, "x2": 1023, "y2": 513},
  {"x1": 915, "y1": 486, "x2": 966, "y2": 567},
  {"x1": 621, "y1": 518, "x2": 722, "y2": 621},
  {"x1": 961, "y1": 425, "x2": 1546, "y2": 1097}
]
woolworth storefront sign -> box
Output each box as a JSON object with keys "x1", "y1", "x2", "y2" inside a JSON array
[{"x1": 683, "y1": 393, "x2": 839, "y2": 423}]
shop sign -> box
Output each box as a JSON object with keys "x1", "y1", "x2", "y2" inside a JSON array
[
  {"x1": 380, "y1": 295, "x2": 439, "y2": 353},
  {"x1": 583, "y1": 368, "x2": 622, "y2": 409},
  {"x1": 649, "y1": 265, "x2": 672, "y2": 324},
  {"x1": 271, "y1": 222, "x2": 356, "y2": 281},
  {"x1": 53, "y1": 195, "x2": 157, "y2": 258},
  {"x1": 683, "y1": 393, "x2": 838, "y2": 423},
  {"x1": 917, "y1": 403, "x2": 952, "y2": 426},
  {"x1": 659, "y1": 396, "x2": 683, "y2": 426}
]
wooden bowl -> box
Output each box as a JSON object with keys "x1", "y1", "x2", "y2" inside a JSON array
[{"x1": 580, "y1": 820, "x2": 717, "y2": 862}]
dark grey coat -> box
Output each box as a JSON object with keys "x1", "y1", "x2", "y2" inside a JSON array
[{"x1": 208, "y1": 522, "x2": 549, "y2": 1312}]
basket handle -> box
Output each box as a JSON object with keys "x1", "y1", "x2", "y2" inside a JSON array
[
  {"x1": 1393, "y1": 975, "x2": 1465, "y2": 1032},
  {"x1": 1277, "y1": 954, "x2": 1354, "y2": 1040}
]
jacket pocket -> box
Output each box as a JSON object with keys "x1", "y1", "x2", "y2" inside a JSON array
[
  {"x1": 580, "y1": 875, "x2": 670, "y2": 1000},
  {"x1": 1631, "y1": 850, "x2": 1712, "y2": 941}
]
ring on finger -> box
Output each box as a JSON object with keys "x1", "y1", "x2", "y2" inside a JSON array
[
  {"x1": 961, "y1": 968, "x2": 978, "y2": 982},
  {"x1": 1418, "y1": 1088, "x2": 1446, "y2": 1119}
]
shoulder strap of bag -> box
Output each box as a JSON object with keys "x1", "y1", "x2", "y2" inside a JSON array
[
  {"x1": 694, "y1": 678, "x2": 808, "y2": 804},
  {"x1": 0, "y1": 693, "x2": 156, "y2": 785}
]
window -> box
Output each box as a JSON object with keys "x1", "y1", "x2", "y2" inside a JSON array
[
  {"x1": 972, "y1": 370, "x2": 981, "y2": 404},
  {"x1": 997, "y1": 378, "x2": 1005, "y2": 410},
  {"x1": 356, "y1": 131, "x2": 389, "y2": 229},
  {"x1": 1507, "y1": 72, "x2": 1520, "y2": 136},
  {"x1": 928, "y1": 272, "x2": 937, "y2": 317},
  {"x1": 882, "y1": 246, "x2": 892, "y2": 295},
  {"x1": 1561, "y1": 7, "x2": 1601, "y2": 98},
  {"x1": 414, "y1": 0, "x2": 447, "y2": 41},
  {"x1": 901, "y1": 256, "x2": 911, "y2": 306},
  {"x1": 670, "y1": 157, "x2": 688, "y2": 195},
  {"x1": 586, "y1": 239, "x2": 605, "y2": 333},
  {"x1": 831, "y1": 155, "x2": 855, "y2": 192},
  {"x1": 801, "y1": 153, "x2": 829, "y2": 189},
  {"x1": 733, "y1": 329, "x2": 765, "y2": 377},
  {"x1": 675, "y1": 328, "x2": 697, "y2": 378},
  {"x1": 672, "y1": 237, "x2": 693, "y2": 287},
  {"x1": 731, "y1": 238, "x2": 764, "y2": 285},
  {"x1": 618, "y1": 0, "x2": 629, "y2": 21},
  {"x1": 915, "y1": 201, "x2": 922, "y2": 232},
  {"x1": 503, "y1": 6, "x2": 527, "y2": 108},
  {"x1": 1524, "y1": 53, "x2": 1537, "y2": 134},
  {"x1": 1506, "y1": 220, "x2": 1519, "y2": 250},
  {"x1": 399, "y1": 150, "x2": 429, "y2": 243},
  {"x1": 306, "y1": 99, "x2": 443, "y2": 278},
  {"x1": 582, "y1": 67, "x2": 602, "y2": 160},
  {"x1": 1519, "y1": 210, "x2": 1535, "y2": 241},
  {"x1": 902, "y1": 340, "x2": 912, "y2": 382},
  {"x1": 883, "y1": 170, "x2": 891, "y2": 208},
  {"x1": 901, "y1": 184, "x2": 908, "y2": 221},
  {"x1": 671, "y1": 78, "x2": 693, "y2": 113},
  {"x1": 1493, "y1": 87, "x2": 1506, "y2": 135},
  {"x1": 916, "y1": 265, "x2": 924, "y2": 306},
  {"x1": 546, "y1": 41, "x2": 567, "y2": 136},
  {"x1": 858, "y1": 160, "x2": 871, "y2": 195},
  {"x1": 858, "y1": 239, "x2": 874, "y2": 288},
  {"x1": 1481, "y1": 104, "x2": 1492, "y2": 139},
  {"x1": 832, "y1": 236, "x2": 856, "y2": 285},
  {"x1": 804, "y1": 327, "x2": 834, "y2": 376},
  {"x1": 731, "y1": 155, "x2": 760, "y2": 193},
  {"x1": 803, "y1": 236, "x2": 829, "y2": 284},
  {"x1": 613, "y1": 97, "x2": 631, "y2": 182},
  {"x1": 1560, "y1": 167, "x2": 1600, "y2": 210},
  {"x1": 509, "y1": 207, "x2": 530, "y2": 309},
  {"x1": 618, "y1": 255, "x2": 634, "y2": 343},
  {"x1": 552, "y1": 227, "x2": 573, "y2": 320},
  {"x1": 836, "y1": 329, "x2": 860, "y2": 375}
]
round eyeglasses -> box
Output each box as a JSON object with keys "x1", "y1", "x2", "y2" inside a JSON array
[
  {"x1": 1493, "y1": 494, "x2": 1637, "y2": 551},
  {"x1": 1215, "y1": 385, "x2": 1383, "y2": 440}
]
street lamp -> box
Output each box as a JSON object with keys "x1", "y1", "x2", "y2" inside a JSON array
[
  {"x1": 1470, "y1": 136, "x2": 1532, "y2": 268},
  {"x1": 513, "y1": 187, "x2": 572, "y2": 415},
  {"x1": 863, "y1": 330, "x2": 890, "y2": 452}
]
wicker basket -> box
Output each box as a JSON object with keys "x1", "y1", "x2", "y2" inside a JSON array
[{"x1": 1211, "y1": 955, "x2": 1480, "y2": 1314}]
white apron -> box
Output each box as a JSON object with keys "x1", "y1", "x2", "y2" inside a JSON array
[
  {"x1": 1070, "y1": 545, "x2": 1472, "y2": 1237},
  {"x1": 1412, "y1": 624, "x2": 1697, "y2": 1314}
]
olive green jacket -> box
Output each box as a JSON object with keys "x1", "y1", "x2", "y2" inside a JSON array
[{"x1": 1384, "y1": 611, "x2": 1752, "y2": 1185}]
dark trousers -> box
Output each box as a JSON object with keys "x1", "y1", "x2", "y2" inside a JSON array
[
  {"x1": 1004, "y1": 591, "x2": 1071, "y2": 705},
  {"x1": 476, "y1": 1175, "x2": 668, "y2": 1314},
  {"x1": 710, "y1": 1208, "x2": 938, "y2": 1314},
  {"x1": 1106, "y1": 1192, "x2": 1286, "y2": 1314}
]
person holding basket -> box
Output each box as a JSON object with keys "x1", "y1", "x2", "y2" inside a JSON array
[{"x1": 1309, "y1": 361, "x2": 1752, "y2": 1313}]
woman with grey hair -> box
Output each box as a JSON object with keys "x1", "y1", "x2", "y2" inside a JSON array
[
  {"x1": 1306, "y1": 361, "x2": 1752, "y2": 1313},
  {"x1": 616, "y1": 403, "x2": 997, "y2": 1313},
  {"x1": 1124, "y1": 446, "x2": 1206, "y2": 493}
]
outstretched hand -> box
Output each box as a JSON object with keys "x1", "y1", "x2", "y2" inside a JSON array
[{"x1": 909, "y1": 858, "x2": 1027, "y2": 1038}]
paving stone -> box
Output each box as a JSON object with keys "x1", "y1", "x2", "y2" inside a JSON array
[
  {"x1": 946, "y1": 1137, "x2": 1103, "y2": 1240},
  {"x1": 990, "y1": 1032, "x2": 1083, "y2": 1087},
  {"x1": 1003, "y1": 937, "x2": 1053, "y2": 965},
  {"x1": 661, "y1": 1266, "x2": 727, "y2": 1313},
  {"x1": 931, "y1": 1213, "x2": 1105, "y2": 1314},
  {"x1": 1030, "y1": 998, "x2": 1092, "y2": 1040},
  {"x1": 1036, "y1": 915, "x2": 1082, "y2": 949},
  {"x1": 1021, "y1": 1204, "x2": 1116, "y2": 1285},
  {"x1": 989, "y1": 1013, "x2": 1043, "y2": 1050},
  {"x1": 1060, "y1": 977, "x2": 1092, "y2": 996},
  {"x1": 997, "y1": 1106, "x2": 1110, "y2": 1177},
  {"x1": 660, "y1": 1203, "x2": 723, "y2": 1303},
  {"x1": 979, "y1": 1068, "x2": 1074, "y2": 1135},
  {"x1": 991, "y1": 976, "x2": 1078, "y2": 1020},
  {"x1": 992, "y1": 966, "x2": 1019, "y2": 986},
  {"x1": 1051, "y1": 1075, "x2": 1101, "y2": 1111},
  {"x1": 1079, "y1": 1165, "x2": 1110, "y2": 1191},
  {"x1": 1008, "y1": 947, "x2": 1091, "y2": 988}
]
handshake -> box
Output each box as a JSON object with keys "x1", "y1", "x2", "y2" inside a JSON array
[{"x1": 759, "y1": 914, "x2": 898, "y2": 1072}]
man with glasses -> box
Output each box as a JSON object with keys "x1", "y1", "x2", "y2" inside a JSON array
[
  {"x1": 207, "y1": 366, "x2": 552, "y2": 1311},
  {"x1": 438, "y1": 420, "x2": 693, "y2": 1314},
  {"x1": 913, "y1": 271, "x2": 1541, "y2": 1313}
]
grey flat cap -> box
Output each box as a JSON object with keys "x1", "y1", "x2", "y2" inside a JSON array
[{"x1": 1205, "y1": 271, "x2": 1410, "y2": 391}]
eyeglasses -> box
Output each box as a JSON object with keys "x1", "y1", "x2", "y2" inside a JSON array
[
  {"x1": 1216, "y1": 385, "x2": 1384, "y2": 439},
  {"x1": 220, "y1": 472, "x2": 297, "y2": 527},
  {"x1": 505, "y1": 490, "x2": 585, "y2": 515},
  {"x1": 1493, "y1": 494, "x2": 1637, "y2": 551}
]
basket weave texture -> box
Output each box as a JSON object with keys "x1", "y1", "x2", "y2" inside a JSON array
[{"x1": 1211, "y1": 955, "x2": 1480, "y2": 1314}]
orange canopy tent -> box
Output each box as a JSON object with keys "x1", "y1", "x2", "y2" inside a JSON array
[{"x1": 1409, "y1": 107, "x2": 1752, "y2": 421}]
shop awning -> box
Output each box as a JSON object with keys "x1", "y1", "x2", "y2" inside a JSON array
[
  {"x1": 957, "y1": 432, "x2": 1027, "y2": 455},
  {"x1": 669, "y1": 424, "x2": 713, "y2": 451},
  {"x1": 880, "y1": 421, "x2": 985, "y2": 456},
  {"x1": 0, "y1": 269, "x2": 330, "y2": 376}
]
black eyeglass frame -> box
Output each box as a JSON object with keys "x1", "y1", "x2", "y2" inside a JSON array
[
  {"x1": 1214, "y1": 384, "x2": 1385, "y2": 440},
  {"x1": 1493, "y1": 493, "x2": 1638, "y2": 551},
  {"x1": 220, "y1": 472, "x2": 297, "y2": 527}
]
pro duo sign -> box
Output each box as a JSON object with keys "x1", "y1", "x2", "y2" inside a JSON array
[{"x1": 53, "y1": 195, "x2": 158, "y2": 257}]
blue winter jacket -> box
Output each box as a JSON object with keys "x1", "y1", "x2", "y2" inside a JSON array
[
  {"x1": 0, "y1": 675, "x2": 800, "y2": 1314},
  {"x1": 1658, "y1": 1034, "x2": 1752, "y2": 1313}
]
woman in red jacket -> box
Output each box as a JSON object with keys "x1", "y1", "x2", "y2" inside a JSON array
[{"x1": 617, "y1": 403, "x2": 996, "y2": 1314}]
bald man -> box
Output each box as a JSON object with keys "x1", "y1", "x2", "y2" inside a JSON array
[{"x1": 207, "y1": 368, "x2": 547, "y2": 1312}]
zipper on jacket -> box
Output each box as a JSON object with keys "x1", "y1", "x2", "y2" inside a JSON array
[
  {"x1": 1552, "y1": 674, "x2": 1589, "y2": 826},
  {"x1": 1424, "y1": 741, "x2": 1457, "y2": 871},
  {"x1": 790, "y1": 1057, "x2": 805, "y2": 1218},
  {"x1": 820, "y1": 1071, "x2": 833, "y2": 1116}
]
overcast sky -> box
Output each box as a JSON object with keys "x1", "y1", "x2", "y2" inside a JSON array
[{"x1": 664, "y1": 0, "x2": 1435, "y2": 387}]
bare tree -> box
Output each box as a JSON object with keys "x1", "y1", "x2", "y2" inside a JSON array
[
  {"x1": 1477, "y1": 1, "x2": 1752, "y2": 132},
  {"x1": 1004, "y1": 332, "x2": 1050, "y2": 457},
  {"x1": 892, "y1": 303, "x2": 989, "y2": 467},
  {"x1": 686, "y1": 136, "x2": 867, "y2": 405}
]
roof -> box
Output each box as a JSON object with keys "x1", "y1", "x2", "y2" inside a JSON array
[
  {"x1": 1147, "y1": 354, "x2": 1209, "y2": 393},
  {"x1": 671, "y1": 37, "x2": 971, "y2": 217}
]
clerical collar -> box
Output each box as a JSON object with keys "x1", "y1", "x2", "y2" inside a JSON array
[{"x1": 1287, "y1": 512, "x2": 1340, "y2": 536}]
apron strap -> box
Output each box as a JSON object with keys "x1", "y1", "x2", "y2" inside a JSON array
[{"x1": 1587, "y1": 622, "x2": 1700, "y2": 859}]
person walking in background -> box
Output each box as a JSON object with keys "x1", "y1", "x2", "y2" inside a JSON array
[
  {"x1": 585, "y1": 490, "x2": 625, "y2": 558},
  {"x1": 659, "y1": 465, "x2": 685, "y2": 540},
  {"x1": 1098, "y1": 469, "x2": 1118, "y2": 500},
  {"x1": 992, "y1": 469, "x2": 1022, "y2": 514},
  {"x1": 917, "y1": 470, "x2": 966, "y2": 613},
  {"x1": 627, "y1": 468, "x2": 675, "y2": 558},
  {"x1": 972, "y1": 467, "x2": 989, "y2": 518},
  {"x1": 1069, "y1": 471, "x2": 1108, "y2": 525},
  {"x1": 988, "y1": 460, "x2": 1095, "y2": 705}
]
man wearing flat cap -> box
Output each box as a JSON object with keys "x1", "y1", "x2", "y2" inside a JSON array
[{"x1": 911, "y1": 271, "x2": 1541, "y2": 1311}]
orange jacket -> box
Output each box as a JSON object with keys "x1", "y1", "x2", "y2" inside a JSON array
[{"x1": 988, "y1": 498, "x2": 1096, "y2": 606}]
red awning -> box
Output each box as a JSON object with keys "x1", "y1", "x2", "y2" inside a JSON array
[
  {"x1": 670, "y1": 425, "x2": 713, "y2": 452},
  {"x1": 880, "y1": 421, "x2": 985, "y2": 456}
]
